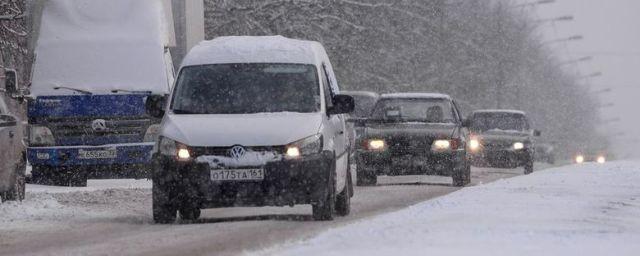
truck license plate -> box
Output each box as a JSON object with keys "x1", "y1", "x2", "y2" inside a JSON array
[
  {"x1": 78, "y1": 148, "x2": 117, "y2": 159},
  {"x1": 210, "y1": 169, "x2": 264, "y2": 181}
]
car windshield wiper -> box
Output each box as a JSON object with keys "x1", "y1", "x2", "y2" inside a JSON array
[
  {"x1": 111, "y1": 89, "x2": 152, "y2": 94},
  {"x1": 53, "y1": 86, "x2": 92, "y2": 95}
]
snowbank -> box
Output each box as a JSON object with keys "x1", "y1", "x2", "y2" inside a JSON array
[{"x1": 259, "y1": 162, "x2": 640, "y2": 256}]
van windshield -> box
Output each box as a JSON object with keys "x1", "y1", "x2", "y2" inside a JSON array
[{"x1": 171, "y1": 63, "x2": 320, "y2": 114}]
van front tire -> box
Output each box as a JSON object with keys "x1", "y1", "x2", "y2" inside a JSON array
[
  {"x1": 312, "y1": 158, "x2": 336, "y2": 221},
  {"x1": 152, "y1": 176, "x2": 177, "y2": 224}
]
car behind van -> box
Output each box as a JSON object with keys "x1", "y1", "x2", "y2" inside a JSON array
[{"x1": 146, "y1": 36, "x2": 355, "y2": 223}]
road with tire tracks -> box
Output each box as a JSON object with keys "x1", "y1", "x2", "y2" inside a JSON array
[{"x1": 0, "y1": 165, "x2": 552, "y2": 256}]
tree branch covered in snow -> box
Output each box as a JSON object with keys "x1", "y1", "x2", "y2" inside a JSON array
[{"x1": 204, "y1": 0, "x2": 607, "y2": 156}]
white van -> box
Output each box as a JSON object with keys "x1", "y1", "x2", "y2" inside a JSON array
[{"x1": 146, "y1": 36, "x2": 355, "y2": 223}]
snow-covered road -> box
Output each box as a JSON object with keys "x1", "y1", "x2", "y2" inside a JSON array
[
  {"x1": 261, "y1": 161, "x2": 640, "y2": 256},
  {"x1": 0, "y1": 166, "x2": 536, "y2": 256}
]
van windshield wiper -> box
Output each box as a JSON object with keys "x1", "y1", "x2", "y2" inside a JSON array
[
  {"x1": 53, "y1": 86, "x2": 92, "y2": 95},
  {"x1": 111, "y1": 89, "x2": 152, "y2": 94}
]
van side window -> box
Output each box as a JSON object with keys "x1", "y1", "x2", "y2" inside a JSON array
[{"x1": 321, "y1": 65, "x2": 334, "y2": 109}]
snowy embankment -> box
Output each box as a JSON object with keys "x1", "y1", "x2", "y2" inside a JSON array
[
  {"x1": 0, "y1": 180, "x2": 151, "y2": 230},
  {"x1": 260, "y1": 162, "x2": 640, "y2": 256}
]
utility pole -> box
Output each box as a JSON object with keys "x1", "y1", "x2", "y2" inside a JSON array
[{"x1": 495, "y1": 1, "x2": 506, "y2": 109}]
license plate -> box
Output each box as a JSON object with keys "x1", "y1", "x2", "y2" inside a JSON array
[
  {"x1": 78, "y1": 148, "x2": 117, "y2": 159},
  {"x1": 210, "y1": 169, "x2": 264, "y2": 181}
]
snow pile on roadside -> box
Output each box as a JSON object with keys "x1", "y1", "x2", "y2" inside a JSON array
[
  {"x1": 0, "y1": 180, "x2": 152, "y2": 230},
  {"x1": 260, "y1": 161, "x2": 640, "y2": 256}
]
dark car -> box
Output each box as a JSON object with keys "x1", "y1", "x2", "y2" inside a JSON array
[
  {"x1": 341, "y1": 91, "x2": 379, "y2": 159},
  {"x1": 573, "y1": 152, "x2": 608, "y2": 164},
  {"x1": 466, "y1": 110, "x2": 539, "y2": 174},
  {"x1": 1, "y1": 68, "x2": 26, "y2": 202},
  {"x1": 535, "y1": 143, "x2": 556, "y2": 164},
  {"x1": 353, "y1": 93, "x2": 470, "y2": 187}
]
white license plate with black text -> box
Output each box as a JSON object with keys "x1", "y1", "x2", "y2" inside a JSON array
[
  {"x1": 78, "y1": 148, "x2": 117, "y2": 159},
  {"x1": 210, "y1": 169, "x2": 265, "y2": 181}
]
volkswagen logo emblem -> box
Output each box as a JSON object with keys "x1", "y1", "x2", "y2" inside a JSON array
[
  {"x1": 91, "y1": 119, "x2": 108, "y2": 132},
  {"x1": 229, "y1": 145, "x2": 246, "y2": 159}
]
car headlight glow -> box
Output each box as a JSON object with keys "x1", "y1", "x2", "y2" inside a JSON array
[
  {"x1": 575, "y1": 155, "x2": 585, "y2": 164},
  {"x1": 513, "y1": 142, "x2": 525, "y2": 150},
  {"x1": 469, "y1": 139, "x2": 481, "y2": 151},
  {"x1": 432, "y1": 140, "x2": 451, "y2": 150},
  {"x1": 286, "y1": 134, "x2": 322, "y2": 158},
  {"x1": 28, "y1": 125, "x2": 56, "y2": 147},
  {"x1": 367, "y1": 139, "x2": 386, "y2": 151},
  {"x1": 597, "y1": 156, "x2": 606, "y2": 164}
]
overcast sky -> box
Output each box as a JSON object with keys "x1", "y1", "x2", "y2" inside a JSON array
[{"x1": 526, "y1": 0, "x2": 640, "y2": 158}]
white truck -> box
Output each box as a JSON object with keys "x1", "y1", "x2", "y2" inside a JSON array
[{"x1": 24, "y1": 0, "x2": 203, "y2": 186}]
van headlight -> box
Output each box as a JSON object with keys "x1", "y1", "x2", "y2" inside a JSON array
[
  {"x1": 286, "y1": 134, "x2": 322, "y2": 159},
  {"x1": 143, "y1": 124, "x2": 162, "y2": 142},
  {"x1": 157, "y1": 136, "x2": 192, "y2": 161},
  {"x1": 28, "y1": 125, "x2": 56, "y2": 147}
]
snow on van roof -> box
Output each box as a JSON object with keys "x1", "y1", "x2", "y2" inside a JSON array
[
  {"x1": 181, "y1": 36, "x2": 326, "y2": 67},
  {"x1": 30, "y1": 0, "x2": 171, "y2": 96},
  {"x1": 473, "y1": 109, "x2": 527, "y2": 115},
  {"x1": 381, "y1": 93, "x2": 451, "y2": 100}
]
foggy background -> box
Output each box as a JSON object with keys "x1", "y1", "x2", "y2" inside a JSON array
[
  {"x1": 532, "y1": 0, "x2": 640, "y2": 159},
  {"x1": 204, "y1": 0, "x2": 619, "y2": 160}
]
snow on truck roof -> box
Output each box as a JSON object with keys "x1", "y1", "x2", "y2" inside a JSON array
[
  {"x1": 181, "y1": 36, "x2": 327, "y2": 67},
  {"x1": 30, "y1": 0, "x2": 171, "y2": 96},
  {"x1": 381, "y1": 93, "x2": 452, "y2": 100},
  {"x1": 472, "y1": 109, "x2": 527, "y2": 115}
]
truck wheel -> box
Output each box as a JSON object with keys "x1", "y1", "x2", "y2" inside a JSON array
[
  {"x1": 453, "y1": 164, "x2": 471, "y2": 187},
  {"x1": 179, "y1": 207, "x2": 201, "y2": 221},
  {"x1": 312, "y1": 159, "x2": 336, "y2": 221},
  {"x1": 335, "y1": 171, "x2": 352, "y2": 216},
  {"x1": 68, "y1": 171, "x2": 88, "y2": 187},
  {"x1": 524, "y1": 161, "x2": 534, "y2": 175},
  {"x1": 356, "y1": 168, "x2": 377, "y2": 186},
  {"x1": 152, "y1": 177, "x2": 177, "y2": 224}
]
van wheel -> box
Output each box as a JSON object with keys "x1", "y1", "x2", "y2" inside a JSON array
[
  {"x1": 335, "y1": 171, "x2": 352, "y2": 216},
  {"x1": 152, "y1": 177, "x2": 177, "y2": 224},
  {"x1": 312, "y1": 159, "x2": 336, "y2": 221},
  {"x1": 68, "y1": 171, "x2": 88, "y2": 187}
]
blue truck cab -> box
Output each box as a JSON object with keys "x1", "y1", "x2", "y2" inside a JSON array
[{"x1": 26, "y1": 0, "x2": 175, "y2": 186}]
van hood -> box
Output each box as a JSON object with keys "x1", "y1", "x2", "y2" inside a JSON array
[{"x1": 161, "y1": 112, "x2": 323, "y2": 147}]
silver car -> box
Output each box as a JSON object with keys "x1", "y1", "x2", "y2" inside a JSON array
[{"x1": 0, "y1": 68, "x2": 26, "y2": 202}]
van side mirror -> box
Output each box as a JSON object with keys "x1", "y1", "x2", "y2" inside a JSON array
[
  {"x1": 0, "y1": 114, "x2": 17, "y2": 128},
  {"x1": 533, "y1": 130, "x2": 542, "y2": 137},
  {"x1": 328, "y1": 94, "x2": 355, "y2": 115},
  {"x1": 145, "y1": 95, "x2": 167, "y2": 119},
  {"x1": 4, "y1": 69, "x2": 18, "y2": 95}
]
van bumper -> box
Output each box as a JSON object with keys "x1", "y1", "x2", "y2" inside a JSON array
[{"x1": 152, "y1": 151, "x2": 334, "y2": 209}]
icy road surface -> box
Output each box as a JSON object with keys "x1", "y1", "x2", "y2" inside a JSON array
[
  {"x1": 261, "y1": 161, "x2": 640, "y2": 256},
  {"x1": 0, "y1": 166, "x2": 549, "y2": 256}
]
